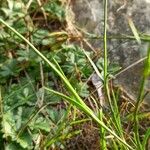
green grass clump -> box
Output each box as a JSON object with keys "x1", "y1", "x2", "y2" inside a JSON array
[{"x1": 0, "y1": 0, "x2": 149, "y2": 149}]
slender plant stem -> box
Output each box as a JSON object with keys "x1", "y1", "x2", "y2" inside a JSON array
[
  {"x1": 99, "y1": 109, "x2": 106, "y2": 149},
  {"x1": 134, "y1": 44, "x2": 150, "y2": 150},
  {"x1": 103, "y1": 1, "x2": 127, "y2": 149},
  {"x1": 103, "y1": 0, "x2": 108, "y2": 85},
  {"x1": 99, "y1": 1, "x2": 108, "y2": 149},
  {"x1": 103, "y1": 0, "x2": 112, "y2": 119},
  {"x1": 76, "y1": 23, "x2": 150, "y2": 42},
  {"x1": 134, "y1": 77, "x2": 145, "y2": 150}
]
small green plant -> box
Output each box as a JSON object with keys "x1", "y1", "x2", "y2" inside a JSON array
[{"x1": 0, "y1": 0, "x2": 150, "y2": 150}]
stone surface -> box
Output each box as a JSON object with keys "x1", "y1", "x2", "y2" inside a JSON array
[{"x1": 71, "y1": 0, "x2": 150, "y2": 102}]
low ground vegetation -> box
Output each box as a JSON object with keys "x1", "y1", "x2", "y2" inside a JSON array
[{"x1": 0, "y1": 0, "x2": 150, "y2": 150}]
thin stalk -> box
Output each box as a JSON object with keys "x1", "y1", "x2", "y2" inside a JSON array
[
  {"x1": 103, "y1": 0, "x2": 112, "y2": 112},
  {"x1": 103, "y1": 1, "x2": 127, "y2": 149},
  {"x1": 76, "y1": 25, "x2": 150, "y2": 42},
  {"x1": 111, "y1": 89, "x2": 124, "y2": 138},
  {"x1": 103, "y1": 0, "x2": 108, "y2": 85},
  {"x1": 134, "y1": 44, "x2": 150, "y2": 150},
  {"x1": 111, "y1": 89, "x2": 128, "y2": 150},
  {"x1": 70, "y1": 118, "x2": 91, "y2": 125},
  {"x1": 103, "y1": 2, "x2": 112, "y2": 148},
  {"x1": 0, "y1": 86, "x2": 3, "y2": 117},
  {"x1": 134, "y1": 77, "x2": 145, "y2": 150},
  {"x1": 99, "y1": 109, "x2": 107, "y2": 149},
  {"x1": 95, "y1": 1, "x2": 108, "y2": 148}
]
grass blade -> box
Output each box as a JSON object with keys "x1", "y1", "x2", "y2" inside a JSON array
[
  {"x1": 128, "y1": 17, "x2": 141, "y2": 44},
  {"x1": 142, "y1": 128, "x2": 150, "y2": 149},
  {"x1": 133, "y1": 44, "x2": 150, "y2": 150}
]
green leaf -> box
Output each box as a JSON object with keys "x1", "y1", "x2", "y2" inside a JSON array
[
  {"x1": 16, "y1": 132, "x2": 32, "y2": 149},
  {"x1": 7, "y1": 0, "x2": 13, "y2": 10},
  {"x1": 78, "y1": 82, "x2": 89, "y2": 98},
  {"x1": 5, "y1": 142, "x2": 22, "y2": 150},
  {"x1": 30, "y1": 117, "x2": 51, "y2": 132},
  {"x1": 2, "y1": 112, "x2": 16, "y2": 139},
  {"x1": 23, "y1": 88, "x2": 29, "y2": 98},
  {"x1": 16, "y1": 107, "x2": 23, "y2": 130},
  {"x1": 0, "y1": 29, "x2": 10, "y2": 39},
  {"x1": 0, "y1": 59, "x2": 19, "y2": 77},
  {"x1": 44, "y1": 1, "x2": 65, "y2": 21}
]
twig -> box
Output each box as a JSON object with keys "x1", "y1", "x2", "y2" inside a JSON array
[{"x1": 115, "y1": 57, "x2": 147, "y2": 77}]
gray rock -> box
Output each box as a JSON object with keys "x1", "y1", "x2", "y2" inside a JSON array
[{"x1": 71, "y1": 0, "x2": 150, "y2": 102}]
